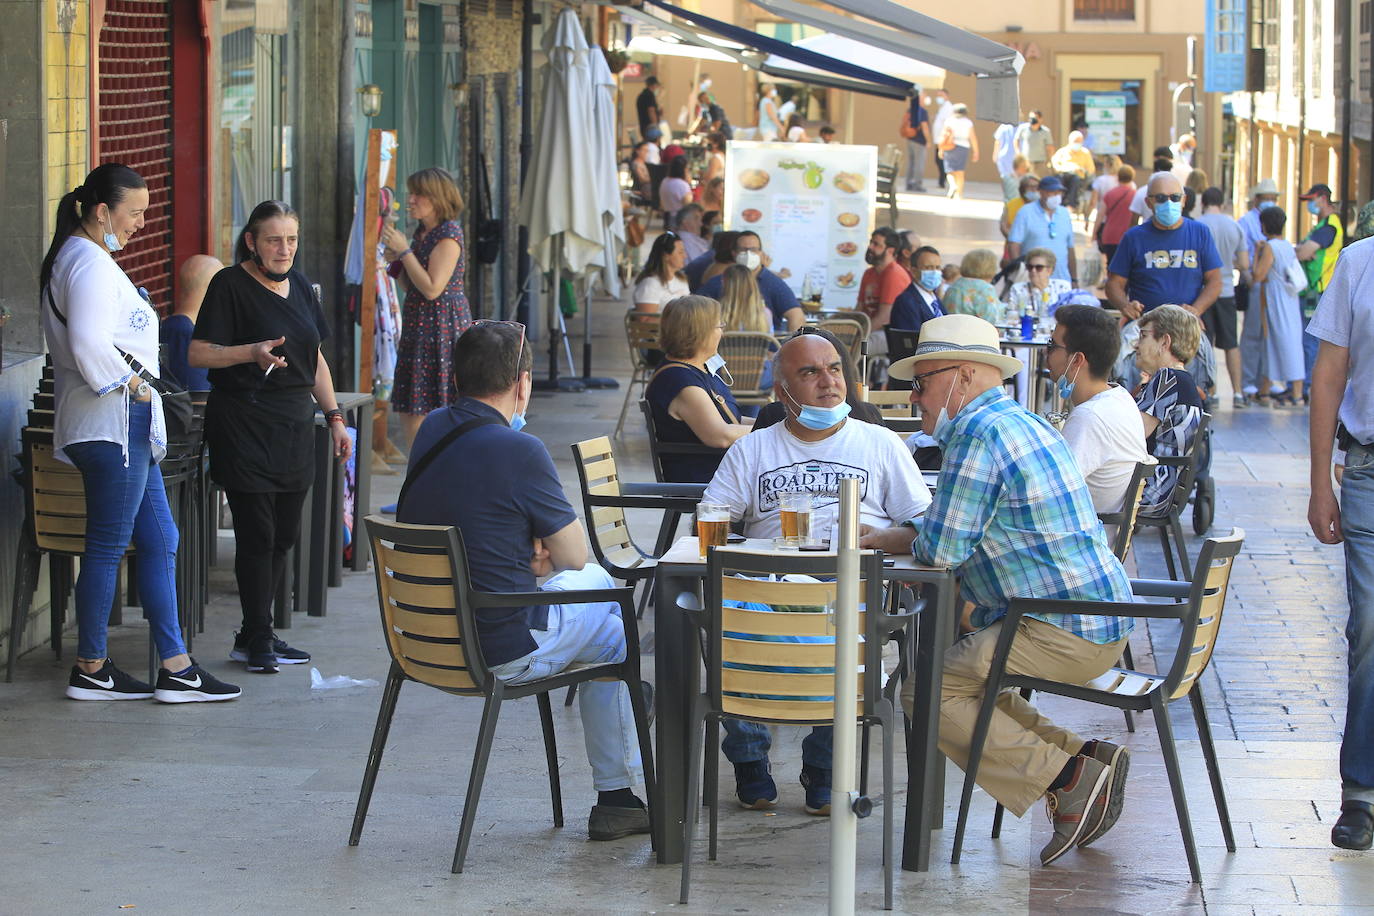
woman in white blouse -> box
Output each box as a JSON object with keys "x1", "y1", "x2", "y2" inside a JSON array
[
  {"x1": 40, "y1": 164, "x2": 241, "y2": 702},
  {"x1": 633, "y1": 232, "x2": 689, "y2": 313},
  {"x1": 1007, "y1": 246, "x2": 1074, "y2": 323}
]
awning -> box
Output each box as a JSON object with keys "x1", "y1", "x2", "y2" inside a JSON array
[
  {"x1": 626, "y1": 34, "x2": 740, "y2": 63},
  {"x1": 745, "y1": 0, "x2": 1023, "y2": 121},
  {"x1": 764, "y1": 33, "x2": 945, "y2": 89},
  {"x1": 639, "y1": 0, "x2": 913, "y2": 96}
]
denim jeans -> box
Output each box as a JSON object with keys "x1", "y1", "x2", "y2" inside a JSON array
[
  {"x1": 1339, "y1": 443, "x2": 1374, "y2": 804},
  {"x1": 64, "y1": 400, "x2": 185, "y2": 662},
  {"x1": 1300, "y1": 299, "x2": 1320, "y2": 387},
  {"x1": 903, "y1": 139, "x2": 927, "y2": 189},
  {"x1": 487, "y1": 564, "x2": 643, "y2": 792},
  {"x1": 722, "y1": 719, "x2": 832, "y2": 771}
]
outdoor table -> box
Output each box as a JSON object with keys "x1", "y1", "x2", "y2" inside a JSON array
[
  {"x1": 651, "y1": 535, "x2": 958, "y2": 872},
  {"x1": 273, "y1": 392, "x2": 374, "y2": 626},
  {"x1": 999, "y1": 335, "x2": 1052, "y2": 412}
]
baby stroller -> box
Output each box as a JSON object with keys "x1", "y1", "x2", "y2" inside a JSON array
[{"x1": 1114, "y1": 321, "x2": 1216, "y2": 538}]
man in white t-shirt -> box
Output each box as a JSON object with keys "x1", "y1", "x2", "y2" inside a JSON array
[
  {"x1": 701, "y1": 332, "x2": 932, "y2": 815},
  {"x1": 1044, "y1": 305, "x2": 1149, "y2": 516}
]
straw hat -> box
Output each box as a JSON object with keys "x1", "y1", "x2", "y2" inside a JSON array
[
  {"x1": 888, "y1": 314, "x2": 1024, "y2": 381},
  {"x1": 1248, "y1": 178, "x2": 1279, "y2": 198}
]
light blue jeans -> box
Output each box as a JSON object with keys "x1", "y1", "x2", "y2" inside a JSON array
[
  {"x1": 1339, "y1": 443, "x2": 1374, "y2": 804},
  {"x1": 488, "y1": 564, "x2": 643, "y2": 792}
]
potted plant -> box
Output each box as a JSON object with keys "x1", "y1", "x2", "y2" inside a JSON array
[{"x1": 603, "y1": 47, "x2": 630, "y2": 75}]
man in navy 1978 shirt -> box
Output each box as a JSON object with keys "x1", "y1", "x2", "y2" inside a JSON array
[{"x1": 1106, "y1": 171, "x2": 1222, "y2": 321}]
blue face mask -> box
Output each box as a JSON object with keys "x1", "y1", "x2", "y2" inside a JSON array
[
  {"x1": 1258, "y1": 200, "x2": 1276, "y2": 211},
  {"x1": 103, "y1": 229, "x2": 123, "y2": 252},
  {"x1": 1154, "y1": 200, "x2": 1182, "y2": 225},
  {"x1": 783, "y1": 385, "x2": 852, "y2": 430},
  {"x1": 1307, "y1": 200, "x2": 1321, "y2": 215},
  {"x1": 1056, "y1": 362, "x2": 1081, "y2": 401},
  {"x1": 509, "y1": 412, "x2": 526, "y2": 433},
  {"x1": 919, "y1": 269, "x2": 942, "y2": 291}
]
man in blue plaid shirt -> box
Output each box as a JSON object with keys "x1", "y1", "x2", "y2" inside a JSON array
[{"x1": 862, "y1": 315, "x2": 1135, "y2": 866}]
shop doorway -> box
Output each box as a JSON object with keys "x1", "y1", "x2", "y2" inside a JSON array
[{"x1": 1071, "y1": 80, "x2": 1143, "y2": 168}]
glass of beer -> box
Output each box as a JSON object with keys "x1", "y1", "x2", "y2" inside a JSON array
[
  {"x1": 779, "y1": 492, "x2": 813, "y2": 541},
  {"x1": 696, "y1": 503, "x2": 731, "y2": 559}
]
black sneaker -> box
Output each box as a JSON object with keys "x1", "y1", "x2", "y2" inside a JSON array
[
  {"x1": 66, "y1": 660, "x2": 155, "y2": 701},
  {"x1": 231, "y1": 631, "x2": 310, "y2": 666},
  {"x1": 154, "y1": 662, "x2": 242, "y2": 703}
]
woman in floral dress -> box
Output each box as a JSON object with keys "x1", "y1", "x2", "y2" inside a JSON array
[{"x1": 382, "y1": 167, "x2": 470, "y2": 447}]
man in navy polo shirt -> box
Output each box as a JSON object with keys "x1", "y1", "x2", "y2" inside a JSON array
[
  {"x1": 698, "y1": 230, "x2": 805, "y2": 331},
  {"x1": 397, "y1": 321, "x2": 649, "y2": 843},
  {"x1": 1106, "y1": 171, "x2": 1222, "y2": 322}
]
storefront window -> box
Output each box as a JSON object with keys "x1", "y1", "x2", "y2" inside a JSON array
[{"x1": 214, "y1": 0, "x2": 296, "y2": 260}]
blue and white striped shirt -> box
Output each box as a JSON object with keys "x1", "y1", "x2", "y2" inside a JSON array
[{"x1": 912, "y1": 388, "x2": 1134, "y2": 644}]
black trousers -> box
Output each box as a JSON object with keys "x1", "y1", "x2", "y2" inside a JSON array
[
  {"x1": 936, "y1": 148, "x2": 948, "y2": 187},
  {"x1": 225, "y1": 488, "x2": 309, "y2": 639}
]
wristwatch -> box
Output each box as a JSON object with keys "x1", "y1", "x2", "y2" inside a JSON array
[{"x1": 134, "y1": 381, "x2": 151, "y2": 399}]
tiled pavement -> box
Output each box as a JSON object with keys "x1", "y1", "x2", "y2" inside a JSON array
[{"x1": 1, "y1": 184, "x2": 1370, "y2": 914}]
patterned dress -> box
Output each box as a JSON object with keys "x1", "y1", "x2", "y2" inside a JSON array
[{"x1": 391, "y1": 219, "x2": 470, "y2": 414}]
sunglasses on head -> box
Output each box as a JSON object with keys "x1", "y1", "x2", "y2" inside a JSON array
[
  {"x1": 473, "y1": 319, "x2": 527, "y2": 373},
  {"x1": 1150, "y1": 193, "x2": 1184, "y2": 204}
]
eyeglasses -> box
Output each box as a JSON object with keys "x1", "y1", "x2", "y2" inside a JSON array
[
  {"x1": 1150, "y1": 193, "x2": 1184, "y2": 204},
  {"x1": 1044, "y1": 341, "x2": 1068, "y2": 355},
  {"x1": 1026, "y1": 263, "x2": 1050, "y2": 273},
  {"x1": 473, "y1": 319, "x2": 527, "y2": 374},
  {"x1": 910, "y1": 364, "x2": 957, "y2": 395}
]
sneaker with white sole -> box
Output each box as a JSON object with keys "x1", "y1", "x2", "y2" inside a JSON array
[
  {"x1": 230, "y1": 631, "x2": 310, "y2": 666},
  {"x1": 1040, "y1": 755, "x2": 1111, "y2": 866},
  {"x1": 153, "y1": 663, "x2": 242, "y2": 703},
  {"x1": 65, "y1": 660, "x2": 154, "y2": 701}
]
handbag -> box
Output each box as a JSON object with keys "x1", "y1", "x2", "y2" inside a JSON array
[
  {"x1": 1282, "y1": 255, "x2": 1308, "y2": 296},
  {"x1": 46, "y1": 286, "x2": 195, "y2": 449},
  {"x1": 937, "y1": 127, "x2": 956, "y2": 153},
  {"x1": 899, "y1": 111, "x2": 917, "y2": 140},
  {"x1": 625, "y1": 213, "x2": 646, "y2": 249},
  {"x1": 473, "y1": 153, "x2": 503, "y2": 265}
]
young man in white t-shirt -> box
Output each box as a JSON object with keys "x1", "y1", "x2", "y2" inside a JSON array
[
  {"x1": 701, "y1": 333, "x2": 931, "y2": 816},
  {"x1": 1045, "y1": 305, "x2": 1150, "y2": 515}
]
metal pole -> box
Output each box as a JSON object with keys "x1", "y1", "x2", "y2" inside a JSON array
[
  {"x1": 829, "y1": 477, "x2": 861, "y2": 916},
  {"x1": 1339, "y1": 0, "x2": 1354, "y2": 228}
]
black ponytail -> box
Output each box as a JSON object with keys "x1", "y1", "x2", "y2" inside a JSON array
[
  {"x1": 234, "y1": 199, "x2": 301, "y2": 263},
  {"x1": 39, "y1": 163, "x2": 145, "y2": 292}
]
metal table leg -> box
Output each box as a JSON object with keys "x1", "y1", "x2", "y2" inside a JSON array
[
  {"x1": 351, "y1": 399, "x2": 374, "y2": 570},
  {"x1": 651, "y1": 564, "x2": 701, "y2": 865}
]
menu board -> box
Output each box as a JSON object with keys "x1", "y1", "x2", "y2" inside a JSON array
[{"x1": 723, "y1": 140, "x2": 878, "y2": 310}]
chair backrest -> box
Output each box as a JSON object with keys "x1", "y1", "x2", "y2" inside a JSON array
[
  {"x1": 1105, "y1": 458, "x2": 1157, "y2": 561},
  {"x1": 639, "y1": 398, "x2": 726, "y2": 483},
  {"x1": 884, "y1": 327, "x2": 921, "y2": 366},
  {"x1": 1166, "y1": 410, "x2": 1212, "y2": 515},
  {"x1": 624, "y1": 310, "x2": 662, "y2": 371},
  {"x1": 571, "y1": 436, "x2": 649, "y2": 575},
  {"x1": 817, "y1": 318, "x2": 866, "y2": 363},
  {"x1": 26, "y1": 429, "x2": 88, "y2": 556},
  {"x1": 1161, "y1": 528, "x2": 1244, "y2": 700},
  {"x1": 701, "y1": 549, "x2": 887, "y2": 724},
  {"x1": 718, "y1": 331, "x2": 776, "y2": 396},
  {"x1": 363, "y1": 515, "x2": 491, "y2": 695},
  {"x1": 863, "y1": 388, "x2": 916, "y2": 418}
]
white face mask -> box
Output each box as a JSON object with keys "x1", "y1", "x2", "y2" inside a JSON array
[
  {"x1": 736, "y1": 250, "x2": 762, "y2": 271},
  {"x1": 1043, "y1": 194, "x2": 1063, "y2": 211},
  {"x1": 700, "y1": 78, "x2": 712, "y2": 91},
  {"x1": 932, "y1": 375, "x2": 964, "y2": 439}
]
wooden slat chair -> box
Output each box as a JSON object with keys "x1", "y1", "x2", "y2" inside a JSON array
[
  {"x1": 1137, "y1": 411, "x2": 1212, "y2": 581},
  {"x1": 817, "y1": 318, "x2": 867, "y2": 366},
  {"x1": 352, "y1": 516, "x2": 657, "y2": 874},
  {"x1": 952, "y1": 529, "x2": 1245, "y2": 885},
  {"x1": 615, "y1": 310, "x2": 662, "y2": 439},
  {"x1": 717, "y1": 331, "x2": 776, "y2": 407},
  {"x1": 677, "y1": 549, "x2": 910, "y2": 911},
  {"x1": 862, "y1": 388, "x2": 922, "y2": 435},
  {"x1": 1098, "y1": 457, "x2": 1157, "y2": 733}
]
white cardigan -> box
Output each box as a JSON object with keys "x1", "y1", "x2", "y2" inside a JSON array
[{"x1": 43, "y1": 235, "x2": 167, "y2": 465}]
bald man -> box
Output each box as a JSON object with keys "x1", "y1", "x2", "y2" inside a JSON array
[
  {"x1": 1105, "y1": 171, "x2": 1222, "y2": 322},
  {"x1": 701, "y1": 331, "x2": 932, "y2": 815},
  {"x1": 161, "y1": 254, "x2": 224, "y2": 391}
]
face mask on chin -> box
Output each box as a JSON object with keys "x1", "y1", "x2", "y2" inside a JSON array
[
  {"x1": 931, "y1": 375, "x2": 964, "y2": 440},
  {"x1": 1056, "y1": 361, "x2": 1081, "y2": 401},
  {"x1": 782, "y1": 384, "x2": 851, "y2": 431}
]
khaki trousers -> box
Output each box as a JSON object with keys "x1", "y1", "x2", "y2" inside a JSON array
[{"x1": 902, "y1": 617, "x2": 1128, "y2": 817}]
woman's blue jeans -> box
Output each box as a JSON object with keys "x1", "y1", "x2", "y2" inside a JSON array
[{"x1": 65, "y1": 400, "x2": 185, "y2": 662}]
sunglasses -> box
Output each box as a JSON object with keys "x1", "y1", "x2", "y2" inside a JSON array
[
  {"x1": 1150, "y1": 193, "x2": 1184, "y2": 204},
  {"x1": 1026, "y1": 263, "x2": 1050, "y2": 273},
  {"x1": 910, "y1": 364, "x2": 957, "y2": 395},
  {"x1": 473, "y1": 319, "x2": 527, "y2": 373}
]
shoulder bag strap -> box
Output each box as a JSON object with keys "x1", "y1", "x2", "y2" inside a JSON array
[
  {"x1": 650, "y1": 360, "x2": 739, "y2": 424},
  {"x1": 48, "y1": 285, "x2": 158, "y2": 384},
  {"x1": 397, "y1": 415, "x2": 503, "y2": 514}
]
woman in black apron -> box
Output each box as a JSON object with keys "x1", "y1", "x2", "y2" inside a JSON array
[{"x1": 190, "y1": 200, "x2": 353, "y2": 673}]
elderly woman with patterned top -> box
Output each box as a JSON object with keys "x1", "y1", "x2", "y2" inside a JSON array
[
  {"x1": 41, "y1": 163, "x2": 239, "y2": 703},
  {"x1": 941, "y1": 249, "x2": 1003, "y2": 324},
  {"x1": 1008, "y1": 247, "x2": 1073, "y2": 322},
  {"x1": 382, "y1": 167, "x2": 470, "y2": 448},
  {"x1": 633, "y1": 232, "x2": 690, "y2": 313},
  {"x1": 644, "y1": 295, "x2": 753, "y2": 482},
  {"x1": 189, "y1": 200, "x2": 353, "y2": 675},
  {"x1": 1131, "y1": 304, "x2": 1205, "y2": 518}
]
